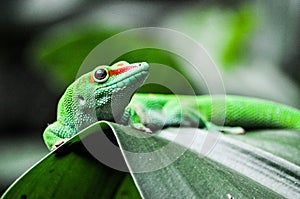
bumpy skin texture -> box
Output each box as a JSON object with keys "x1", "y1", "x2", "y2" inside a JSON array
[
  {"x1": 43, "y1": 61, "x2": 149, "y2": 150},
  {"x1": 43, "y1": 61, "x2": 300, "y2": 150},
  {"x1": 129, "y1": 94, "x2": 300, "y2": 131}
]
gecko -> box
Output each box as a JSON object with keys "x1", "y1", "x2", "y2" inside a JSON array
[{"x1": 43, "y1": 61, "x2": 300, "y2": 150}]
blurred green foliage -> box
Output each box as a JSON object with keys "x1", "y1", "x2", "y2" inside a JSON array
[
  {"x1": 33, "y1": 27, "x2": 192, "y2": 94},
  {"x1": 34, "y1": 27, "x2": 117, "y2": 88},
  {"x1": 221, "y1": 5, "x2": 257, "y2": 68},
  {"x1": 164, "y1": 4, "x2": 258, "y2": 70},
  {"x1": 32, "y1": 3, "x2": 260, "y2": 96}
]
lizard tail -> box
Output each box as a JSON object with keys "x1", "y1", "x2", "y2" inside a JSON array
[{"x1": 198, "y1": 95, "x2": 300, "y2": 131}]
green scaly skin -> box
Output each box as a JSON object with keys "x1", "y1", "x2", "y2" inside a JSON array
[
  {"x1": 43, "y1": 61, "x2": 149, "y2": 150},
  {"x1": 43, "y1": 61, "x2": 300, "y2": 150},
  {"x1": 129, "y1": 94, "x2": 300, "y2": 131}
]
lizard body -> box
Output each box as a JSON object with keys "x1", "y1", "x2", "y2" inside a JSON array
[{"x1": 43, "y1": 61, "x2": 300, "y2": 150}]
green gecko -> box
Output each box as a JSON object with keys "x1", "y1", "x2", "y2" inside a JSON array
[{"x1": 43, "y1": 61, "x2": 300, "y2": 150}]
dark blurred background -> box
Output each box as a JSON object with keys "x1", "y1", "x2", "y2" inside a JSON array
[{"x1": 1, "y1": 0, "x2": 299, "y2": 194}]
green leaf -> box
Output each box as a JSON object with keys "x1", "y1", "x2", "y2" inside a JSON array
[
  {"x1": 227, "y1": 130, "x2": 300, "y2": 166},
  {"x1": 114, "y1": 125, "x2": 299, "y2": 198},
  {"x1": 32, "y1": 28, "x2": 117, "y2": 88},
  {"x1": 1, "y1": 122, "x2": 140, "y2": 199},
  {"x1": 2, "y1": 122, "x2": 299, "y2": 198}
]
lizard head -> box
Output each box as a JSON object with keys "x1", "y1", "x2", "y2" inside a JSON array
[{"x1": 72, "y1": 61, "x2": 149, "y2": 126}]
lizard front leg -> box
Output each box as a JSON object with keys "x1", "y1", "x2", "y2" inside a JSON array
[
  {"x1": 43, "y1": 121, "x2": 75, "y2": 150},
  {"x1": 120, "y1": 106, "x2": 152, "y2": 133}
]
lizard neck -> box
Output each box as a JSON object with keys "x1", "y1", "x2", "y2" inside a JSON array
[
  {"x1": 94, "y1": 70, "x2": 149, "y2": 123},
  {"x1": 56, "y1": 83, "x2": 77, "y2": 132},
  {"x1": 57, "y1": 79, "x2": 99, "y2": 132}
]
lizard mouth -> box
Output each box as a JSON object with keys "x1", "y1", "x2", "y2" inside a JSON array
[
  {"x1": 94, "y1": 68, "x2": 149, "y2": 101},
  {"x1": 114, "y1": 70, "x2": 149, "y2": 90}
]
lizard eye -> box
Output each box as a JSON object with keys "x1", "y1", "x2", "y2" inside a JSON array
[{"x1": 93, "y1": 68, "x2": 109, "y2": 83}]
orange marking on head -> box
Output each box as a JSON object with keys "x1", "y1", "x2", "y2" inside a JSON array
[
  {"x1": 89, "y1": 74, "x2": 94, "y2": 83},
  {"x1": 117, "y1": 63, "x2": 124, "y2": 66},
  {"x1": 109, "y1": 65, "x2": 135, "y2": 76}
]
